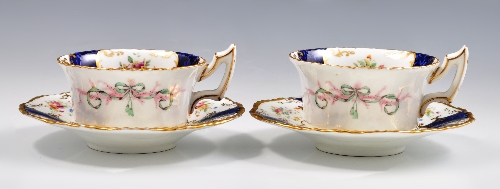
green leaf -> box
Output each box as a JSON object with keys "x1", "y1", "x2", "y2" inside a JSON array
[
  {"x1": 146, "y1": 60, "x2": 151, "y2": 63},
  {"x1": 353, "y1": 62, "x2": 359, "y2": 67},
  {"x1": 125, "y1": 105, "x2": 134, "y2": 116},
  {"x1": 359, "y1": 60, "x2": 366, "y2": 67},
  {"x1": 128, "y1": 56, "x2": 133, "y2": 63},
  {"x1": 119, "y1": 62, "x2": 123, "y2": 67},
  {"x1": 370, "y1": 63, "x2": 376, "y2": 68},
  {"x1": 350, "y1": 106, "x2": 359, "y2": 119}
]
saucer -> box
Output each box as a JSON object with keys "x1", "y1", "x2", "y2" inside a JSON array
[
  {"x1": 250, "y1": 97, "x2": 475, "y2": 157},
  {"x1": 19, "y1": 92, "x2": 245, "y2": 154}
]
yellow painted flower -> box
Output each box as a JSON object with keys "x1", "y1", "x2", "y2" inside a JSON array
[
  {"x1": 425, "y1": 109, "x2": 434, "y2": 117},
  {"x1": 293, "y1": 116, "x2": 300, "y2": 121}
]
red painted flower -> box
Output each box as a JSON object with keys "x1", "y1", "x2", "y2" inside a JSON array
[
  {"x1": 366, "y1": 54, "x2": 372, "y2": 59},
  {"x1": 48, "y1": 101, "x2": 64, "y2": 112},
  {"x1": 133, "y1": 61, "x2": 145, "y2": 68}
]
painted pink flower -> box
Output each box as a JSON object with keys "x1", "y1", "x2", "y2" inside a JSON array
[
  {"x1": 195, "y1": 101, "x2": 205, "y2": 109},
  {"x1": 134, "y1": 61, "x2": 145, "y2": 68},
  {"x1": 48, "y1": 101, "x2": 64, "y2": 112}
]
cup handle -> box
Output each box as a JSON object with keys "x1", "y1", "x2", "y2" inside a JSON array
[
  {"x1": 420, "y1": 45, "x2": 468, "y2": 116},
  {"x1": 189, "y1": 44, "x2": 236, "y2": 113}
]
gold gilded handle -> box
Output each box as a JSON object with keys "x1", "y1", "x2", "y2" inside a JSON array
[
  {"x1": 420, "y1": 45, "x2": 468, "y2": 116},
  {"x1": 190, "y1": 44, "x2": 236, "y2": 112}
]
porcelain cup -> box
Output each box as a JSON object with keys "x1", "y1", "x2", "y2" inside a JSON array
[
  {"x1": 57, "y1": 44, "x2": 236, "y2": 128},
  {"x1": 289, "y1": 46, "x2": 468, "y2": 131}
]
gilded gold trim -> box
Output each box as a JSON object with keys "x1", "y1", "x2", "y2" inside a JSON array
[
  {"x1": 428, "y1": 47, "x2": 467, "y2": 84},
  {"x1": 249, "y1": 98, "x2": 474, "y2": 134},
  {"x1": 419, "y1": 97, "x2": 449, "y2": 117},
  {"x1": 290, "y1": 48, "x2": 440, "y2": 70},
  {"x1": 96, "y1": 58, "x2": 102, "y2": 68},
  {"x1": 383, "y1": 51, "x2": 416, "y2": 67},
  {"x1": 162, "y1": 51, "x2": 175, "y2": 58},
  {"x1": 99, "y1": 50, "x2": 115, "y2": 57},
  {"x1": 408, "y1": 51, "x2": 416, "y2": 67},
  {"x1": 333, "y1": 49, "x2": 355, "y2": 57},
  {"x1": 19, "y1": 92, "x2": 245, "y2": 132},
  {"x1": 200, "y1": 48, "x2": 235, "y2": 78},
  {"x1": 191, "y1": 45, "x2": 236, "y2": 113},
  {"x1": 148, "y1": 51, "x2": 174, "y2": 58},
  {"x1": 190, "y1": 95, "x2": 221, "y2": 114},
  {"x1": 58, "y1": 51, "x2": 207, "y2": 71},
  {"x1": 427, "y1": 47, "x2": 467, "y2": 102},
  {"x1": 200, "y1": 53, "x2": 218, "y2": 78}
]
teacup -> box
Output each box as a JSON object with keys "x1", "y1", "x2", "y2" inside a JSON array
[
  {"x1": 57, "y1": 44, "x2": 236, "y2": 128},
  {"x1": 289, "y1": 46, "x2": 468, "y2": 131}
]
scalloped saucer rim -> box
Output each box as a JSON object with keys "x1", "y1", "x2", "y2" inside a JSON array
[
  {"x1": 249, "y1": 97, "x2": 475, "y2": 157},
  {"x1": 19, "y1": 92, "x2": 245, "y2": 154},
  {"x1": 250, "y1": 97, "x2": 474, "y2": 134},
  {"x1": 20, "y1": 92, "x2": 245, "y2": 132}
]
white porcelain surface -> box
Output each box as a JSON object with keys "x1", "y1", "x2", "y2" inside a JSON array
[
  {"x1": 289, "y1": 46, "x2": 468, "y2": 131},
  {"x1": 96, "y1": 49, "x2": 179, "y2": 69},
  {"x1": 58, "y1": 44, "x2": 236, "y2": 128},
  {"x1": 250, "y1": 98, "x2": 474, "y2": 156},
  {"x1": 20, "y1": 92, "x2": 245, "y2": 154}
]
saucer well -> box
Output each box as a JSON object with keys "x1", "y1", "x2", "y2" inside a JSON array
[
  {"x1": 250, "y1": 97, "x2": 474, "y2": 157},
  {"x1": 19, "y1": 92, "x2": 245, "y2": 154}
]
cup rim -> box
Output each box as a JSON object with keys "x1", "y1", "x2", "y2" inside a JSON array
[
  {"x1": 289, "y1": 47, "x2": 441, "y2": 70},
  {"x1": 57, "y1": 49, "x2": 207, "y2": 71}
]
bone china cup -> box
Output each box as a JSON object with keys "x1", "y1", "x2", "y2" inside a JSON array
[
  {"x1": 289, "y1": 46, "x2": 468, "y2": 131},
  {"x1": 57, "y1": 44, "x2": 236, "y2": 128}
]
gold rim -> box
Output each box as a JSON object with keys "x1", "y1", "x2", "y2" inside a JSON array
[
  {"x1": 249, "y1": 97, "x2": 475, "y2": 134},
  {"x1": 19, "y1": 92, "x2": 245, "y2": 132},
  {"x1": 57, "y1": 52, "x2": 207, "y2": 71},
  {"x1": 289, "y1": 47, "x2": 441, "y2": 70}
]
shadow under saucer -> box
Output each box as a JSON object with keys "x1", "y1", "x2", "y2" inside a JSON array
[
  {"x1": 218, "y1": 132, "x2": 266, "y2": 160},
  {"x1": 33, "y1": 129, "x2": 217, "y2": 168},
  {"x1": 267, "y1": 131, "x2": 452, "y2": 171}
]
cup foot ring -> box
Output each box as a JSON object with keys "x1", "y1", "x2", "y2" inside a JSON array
[
  {"x1": 315, "y1": 144, "x2": 405, "y2": 157},
  {"x1": 87, "y1": 143, "x2": 177, "y2": 154}
]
